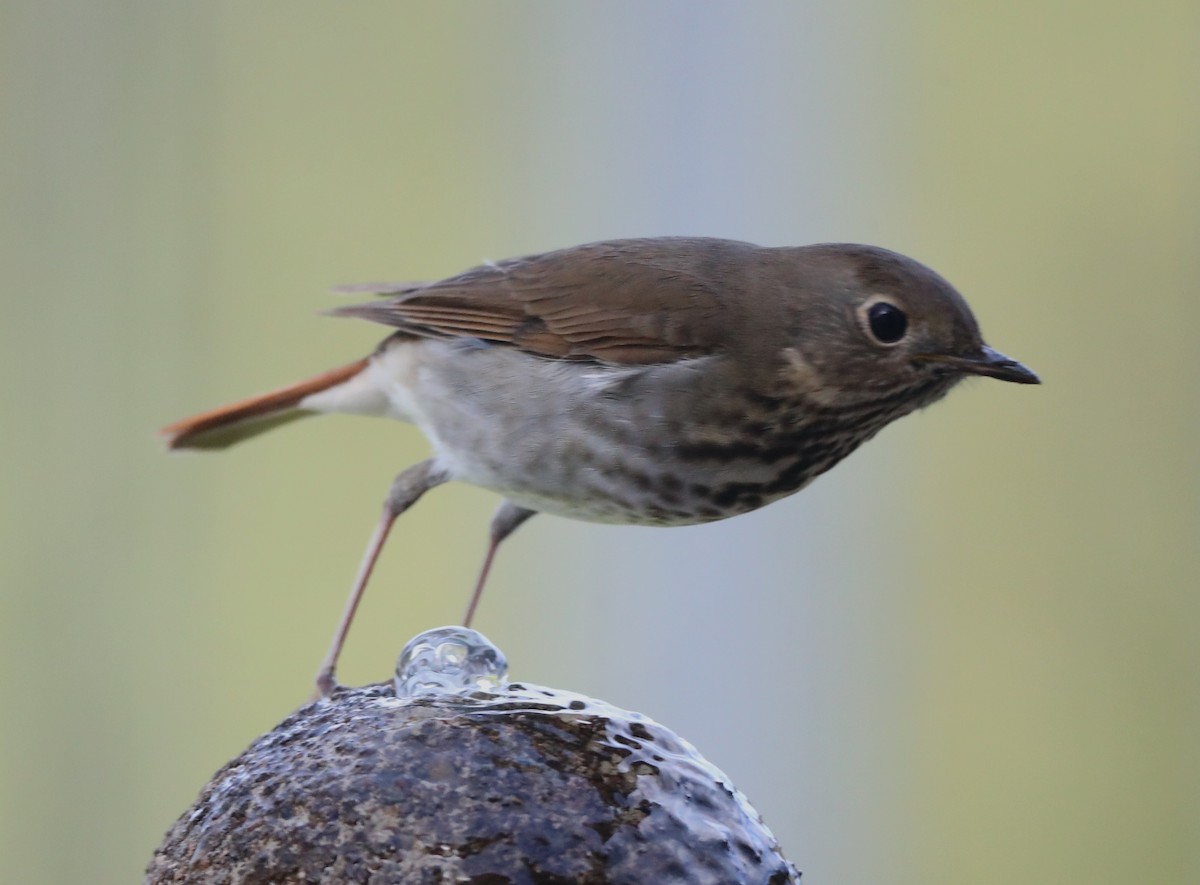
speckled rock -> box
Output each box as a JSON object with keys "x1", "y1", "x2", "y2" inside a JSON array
[{"x1": 147, "y1": 681, "x2": 799, "y2": 883}]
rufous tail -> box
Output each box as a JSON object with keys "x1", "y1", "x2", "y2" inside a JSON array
[{"x1": 161, "y1": 358, "x2": 369, "y2": 451}]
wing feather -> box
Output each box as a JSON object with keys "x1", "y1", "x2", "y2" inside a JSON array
[{"x1": 327, "y1": 238, "x2": 751, "y2": 365}]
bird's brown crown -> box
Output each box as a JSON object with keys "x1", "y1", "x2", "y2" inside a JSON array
[{"x1": 761, "y1": 243, "x2": 1035, "y2": 403}]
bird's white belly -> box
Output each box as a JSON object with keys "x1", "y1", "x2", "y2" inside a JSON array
[{"x1": 368, "y1": 340, "x2": 736, "y2": 525}]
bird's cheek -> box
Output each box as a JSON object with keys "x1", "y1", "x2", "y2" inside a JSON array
[{"x1": 777, "y1": 347, "x2": 839, "y2": 405}]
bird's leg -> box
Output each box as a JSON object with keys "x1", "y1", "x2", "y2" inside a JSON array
[
  {"x1": 462, "y1": 501, "x2": 537, "y2": 627},
  {"x1": 315, "y1": 459, "x2": 450, "y2": 697}
]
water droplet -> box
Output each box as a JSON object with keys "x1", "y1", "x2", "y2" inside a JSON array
[{"x1": 394, "y1": 626, "x2": 508, "y2": 697}]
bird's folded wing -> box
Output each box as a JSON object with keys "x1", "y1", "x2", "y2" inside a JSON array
[{"x1": 327, "y1": 238, "x2": 738, "y2": 365}]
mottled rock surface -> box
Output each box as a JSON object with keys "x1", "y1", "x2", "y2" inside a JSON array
[{"x1": 147, "y1": 681, "x2": 799, "y2": 883}]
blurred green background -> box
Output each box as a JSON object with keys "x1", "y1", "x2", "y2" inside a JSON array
[{"x1": 2, "y1": 2, "x2": 1196, "y2": 882}]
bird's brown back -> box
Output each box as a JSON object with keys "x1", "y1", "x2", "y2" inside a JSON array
[{"x1": 327, "y1": 237, "x2": 804, "y2": 367}]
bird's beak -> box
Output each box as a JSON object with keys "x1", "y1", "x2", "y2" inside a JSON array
[{"x1": 916, "y1": 346, "x2": 1041, "y2": 384}]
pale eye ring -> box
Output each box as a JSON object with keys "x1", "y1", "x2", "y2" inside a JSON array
[{"x1": 861, "y1": 300, "x2": 908, "y2": 345}]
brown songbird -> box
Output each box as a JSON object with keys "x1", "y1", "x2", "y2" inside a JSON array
[{"x1": 162, "y1": 237, "x2": 1039, "y2": 694}]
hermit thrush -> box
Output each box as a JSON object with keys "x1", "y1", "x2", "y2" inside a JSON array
[{"x1": 163, "y1": 237, "x2": 1038, "y2": 695}]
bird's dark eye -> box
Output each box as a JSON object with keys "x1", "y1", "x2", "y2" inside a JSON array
[{"x1": 866, "y1": 301, "x2": 908, "y2": 344}]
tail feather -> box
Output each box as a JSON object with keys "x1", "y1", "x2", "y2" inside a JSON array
[{"x1": 161, "y1": 358, "x2": 370, "y2": 451}]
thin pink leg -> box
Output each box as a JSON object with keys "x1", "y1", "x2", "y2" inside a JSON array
[
  {"x1": 314, "y1": 512, "x2": 395, "y2": 697},
  {"x1": 314, "y1": 459, "x2": 448, "y2": 697},
  {"x1": 463, "y1": 536, "x2": 500, "y2": 629},
  {"x1": 462, "y1": 501, "x2": 536, "y2": 627}
]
